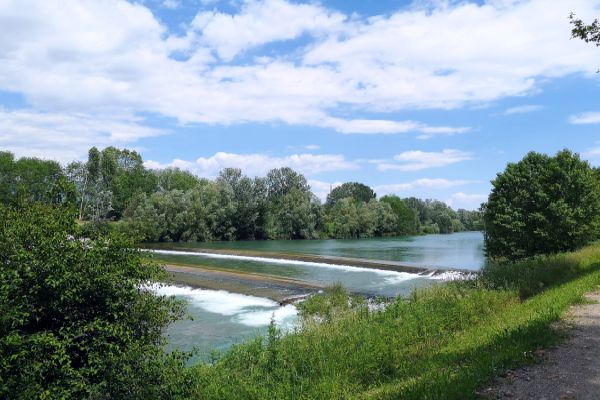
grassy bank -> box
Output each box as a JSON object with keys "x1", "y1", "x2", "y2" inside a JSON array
[{"x1": 180, "y1": 243, "x2": 600, "y2": 399}]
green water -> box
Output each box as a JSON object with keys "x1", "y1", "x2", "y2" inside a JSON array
[
  {"x1": 156, "y1": 232, "x2": 485, "y2": 360},
  {"x1": 148, "y1": 231, "x2": 485, "y2": 270}
]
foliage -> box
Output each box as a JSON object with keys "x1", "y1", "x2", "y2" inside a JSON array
[
  {"x1": 404, "y1": 197, "x2": 471, "y2": 234},
  {"x1": 217, "y1": 168, "x2": 269, "y2": 240},
  {"x1": 483, "y1": 149, "x2": 600, "y2": 260},
  {"x1": 325, "y1": 182, "x2": 376, "y2": 208},
  {"x1": 0, "y1": 203, "x2": 188, "y2": 399},
  {"x1": 0, "y1": 151, "x2": 74, "y2": 206},
  {"x1": 155, "y1": 167, "x2": 200, "y2": 192},
  {"x1": 1, "y1": 146, "x2": 476, "y2": 242},
  {"x1": 570, "y1": 13, "x2": 600, "y2": 46},
  {"x1": 184, "y1": 243, "x2": 600, "y2": 399},
  {"x1": 67, "y1": 147, "x2": 157, "y2": 222},
  {"x1": 380, "y1": 195, "x2": 419, "y2": 235},
  {"x1": 326, "y1": 198, "x2": 396, "y2": 238}
]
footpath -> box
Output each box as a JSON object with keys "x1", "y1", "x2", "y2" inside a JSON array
[{"x1": 482, "y1": 291, "x2": 600, "y2": 399}]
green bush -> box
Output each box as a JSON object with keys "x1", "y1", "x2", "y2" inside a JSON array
[
  {"x1": 483, "y1": 149, "x2": 600, "y2": 260},
  {"x1": 0, "y1": 203, "x2": 188, "y2": 399}
]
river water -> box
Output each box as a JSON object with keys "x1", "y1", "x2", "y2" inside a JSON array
[{"x1": 151, "y1": 231, "x2": 485, "y2": 359}]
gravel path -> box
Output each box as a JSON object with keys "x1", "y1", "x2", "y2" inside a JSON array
[{"x1": 482, "y1": 291, "x2": 600, "y2": 399}]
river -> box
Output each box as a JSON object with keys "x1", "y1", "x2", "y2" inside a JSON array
[{"x1": 149, "y1": 231, "x2": 485, "y2": 359}]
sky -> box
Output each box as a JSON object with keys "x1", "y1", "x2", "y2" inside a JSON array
[{"x1": 0, "y1": 0, "x2": 599, "y2": 209}]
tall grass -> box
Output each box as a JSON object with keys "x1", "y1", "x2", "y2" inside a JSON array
[{"x1": 182, "y1": 243, "x2": 600, "y2": 399}]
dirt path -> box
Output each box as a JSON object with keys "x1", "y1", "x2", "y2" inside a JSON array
[{"x1": 482, "y1": 291, "x2": 600, "y2": 399}]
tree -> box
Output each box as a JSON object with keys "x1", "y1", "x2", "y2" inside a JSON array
[
  {"x1": 570, "y1": 13, "x2": 600, "y2": 46},
  {"x1": 0, "y1": 203, "x2": 187, "y2": 399},
  {"x1": 325, "y1": 182, "x2": 376, "y2": 208},
  {"x1": 380, "y1": 195, "x2": 419, "y2": 235},
  {"x1": 217, "y1": 168, "x2": 268, "y2": 240},
  {"x1": 265, "y1": 167, "x2": 310, "y2": 201},
  {"x1": 154, "y1": 168, "x2": 199, "y2": 192},
  {"x1": 483, "y1": 149, "x2": 600, "y2": 260}
]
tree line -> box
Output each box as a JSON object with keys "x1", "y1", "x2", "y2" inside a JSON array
[{"x1": 0, "y1": 147, "x2": 482, "y2": 242}]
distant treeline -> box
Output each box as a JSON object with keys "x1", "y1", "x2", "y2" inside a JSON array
[{"x1": 0, "y1": 147, "x2": 482, "y2": 242}]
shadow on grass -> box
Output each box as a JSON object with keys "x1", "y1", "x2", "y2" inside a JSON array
[{"x1": 361, "y1": 262, "x2": 600, "y2": 400}]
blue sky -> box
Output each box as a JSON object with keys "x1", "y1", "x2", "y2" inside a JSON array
[{"x1": 0, "y1": 0, "x2": 599, "y2": 209}]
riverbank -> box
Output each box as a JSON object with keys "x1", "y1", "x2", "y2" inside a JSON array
[{"x1": 177, "y1": 242, "x2": 600, "y2": 399}]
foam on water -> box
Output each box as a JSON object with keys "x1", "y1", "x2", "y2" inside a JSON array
[
  {"x1": 234, "y1": 304, "x2": 298, "y2": 328},
  {"x1": 151, "y1": 284, "x2": 298, "y2": 328},
  {"x1": 150, "y1": 249, "x2": 422, "y2": 281}
]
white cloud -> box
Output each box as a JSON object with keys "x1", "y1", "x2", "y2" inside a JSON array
[
  {"x1": 319, "y1": 117, "x2": 470, "y2": 136},
  {"x1": 145, "y1": 152, "x2": 359, "y2": 178},
  {"x1": 307, "y1": 179, "x2": 342, "y2": 202},
  {"x1": 503, "y1": 104, "x2": 543, "y2": 115},
  {"x1": 378, "y1": 149, "x2": 472, "y2": 171},
  {"x1": 0, "y1": 108, "x2": 165, "y2": 163},
  {"x1": 305, "y1": 144, "x2": 320, "y2": 150},
  {"x1": 0, "y1": 0, "x2": 599, "y2": 160},
  {"x1": 569, "y1": 112, "x2": 600, "y2": 125},
  {"x1": 583, "y1": 146, "x2": 600, "y2": 164},
  {"x1": 374, "y1": 178, "x2": 472, "y2": 195},
  {"x1": 191, "y1": 0, "x2": 346, "y2": 61},
  {"x1": 416, "y1": 126, "x2": 471, "y2": 140},
  {"x1": 446, "y1": 192, "x2": 488, "y2": 210},
  {"x1": 161, "y1": 0, "x2": 180, "y2": 9}
]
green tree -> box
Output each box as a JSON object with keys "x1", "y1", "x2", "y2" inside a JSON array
[
  {"x1": 265, "y1": 167, "x2": 310, "y2": 201},
  {"x1": 380, "y1": 195, "x2": 419, "y2": 235},
  {"x1": 217, "y1": 168, "x2": 268, "y2": 240},
  {"x1": 0, "y1": 151, "x2": 15, "y2": 202},
  {"x1": 570, "y1": 13, "x2": 600, "y2": 46},
  {"x1": 325, "y1": 182, "x2": 376, "y2": 208},
  {"x1": 484, "y1": 149, "x2": 600, "y2": 260},
  {"x1": 0, "y1": 203, "x2": 187, "y2": 399},
  {"x1": 154, "y1": 167, "x2": 200, "y2": 192}
]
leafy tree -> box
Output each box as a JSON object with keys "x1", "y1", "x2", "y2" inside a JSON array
[
  {"x1": 570, "y1": 13, "x2": 600, "y2": 46},
  {"x1": 265, "y1": 167, "x2": 310, "y2": 201},
  {"x1": 269, "y1": 188, "x2": 317, "y2": 239},
  {"x1": 325, "y1": 182, "x2": 376, "y2": 208},
  {"x1": 380, "y1": 195, "x2": 419, "y2": 235},
  {"x1": 154, "y1": 168, "x2": 200, "y2": 192},
  {"x1": 0, "y1": 203, "x2": 187, "y2": 399},
  {"x1": 457, "y1": 209, "x2": 483, "y2": 231},
  {"x1": 484, "y1": 149, "x2": 600, "y2": 260},
  {"x1": 327, "y1": 197, "x2": 361, "y2": 238},
  {"x1": 0, "y1": 151, "x2": 15, "y2": 202},
  {"x1": 101, "y1": 147, "x2": 157, "y2": 219},
  {"x1": 0, "y1": 152, "x2": 73, "y2": 206},
  {"x1": 368, "y1": 200, "x2": 397, "y2": 237},
  {"x1": 435, "y1": 212, "x2": 454, "y2": 234},
  {"x1": 217, "y1": 168, "x2": 268, "y2": 240}
]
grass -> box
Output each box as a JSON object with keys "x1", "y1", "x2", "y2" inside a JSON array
[{"x1": 180, "y1": 243, "x2": 600, "y2": 399}]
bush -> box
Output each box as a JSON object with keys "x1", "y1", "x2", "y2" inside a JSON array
[
  {"x1": 0, "y1": 203, "x2": 188, "y2": 399},
  {"x1": 483, "y1": 149, "x2": 600, "y2": 260}
]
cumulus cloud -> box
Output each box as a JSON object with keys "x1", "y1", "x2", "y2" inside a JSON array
[
  {"x1": 569, "y1": 112, "x2": 600, "y2": 125},
  {"x1": 190, "y1": 0, "x2": 347, "y2": 61},
  {"x1": 374, "y1": 178, "x2": 472, "y2": 195},
  {"x1": 446, "y1": 192, "x2": 488, "y2": 210},
  {"x1": 319, "y1": 117, "x2": 470, "y2": 136},
  {"x1": 145, "y1": 152, "x2": 359, "y2": 178},
  {"x1": 307, "y1": 179, "x2": 342, "y2": 202},
  {"x1": 0, "y1": 0, "x2": 599, "y2": 160},
  {"x1": 0, "y1": 108, "x2": 165, "y2": 163},
  {"x1": 503, "y1": 104, "x2": 543, "y2": 115},
  {"x1": 378, "y1": 149, "x2": 472, "y2": 171}
]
